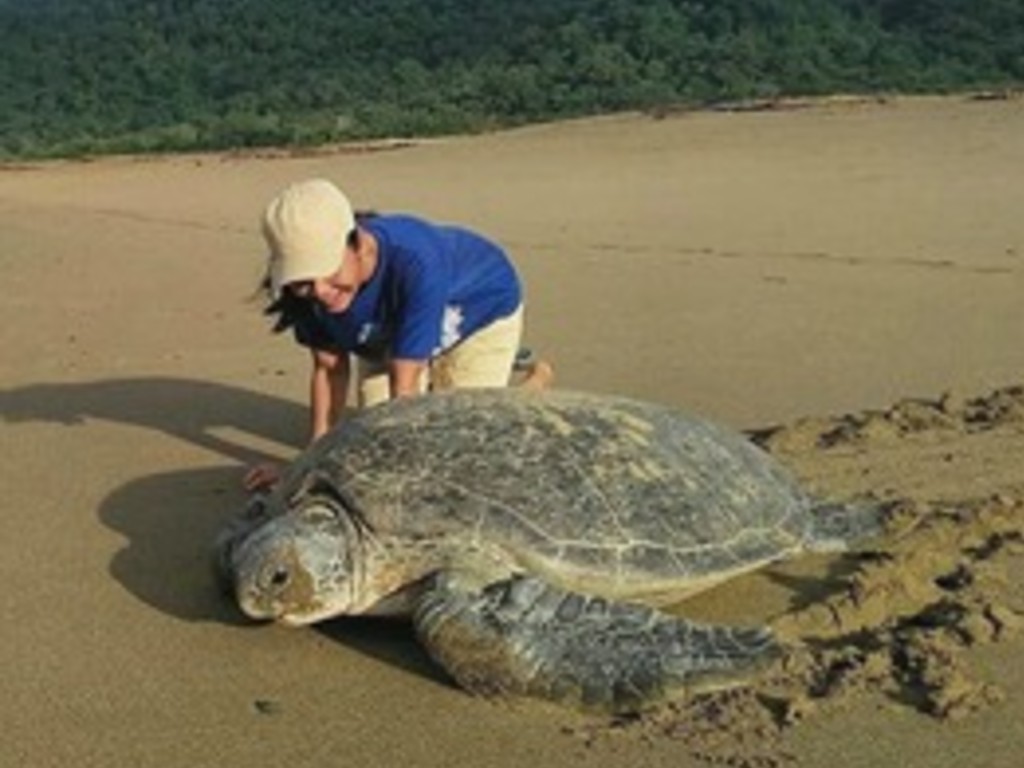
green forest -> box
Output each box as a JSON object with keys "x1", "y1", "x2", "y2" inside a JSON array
[{"x1": 1, "y1": 0, "x2": 1021, "y2": 159}]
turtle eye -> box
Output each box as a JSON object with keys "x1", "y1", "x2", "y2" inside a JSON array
[{"x1": 268, "y1": 566, "x2": 290, "y2": 590}]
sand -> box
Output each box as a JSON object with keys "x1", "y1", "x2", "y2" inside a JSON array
[{"x1": 1, "y1": 94, "x2": 1022, "y2": 767}]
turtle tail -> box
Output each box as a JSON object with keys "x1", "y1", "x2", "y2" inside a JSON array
[
  {"x1": 803, "y1": 499, "x2": 883, "y2": 553},
  {"x1": 414, "y1": 572, "x2": 780, "y2": 714}
]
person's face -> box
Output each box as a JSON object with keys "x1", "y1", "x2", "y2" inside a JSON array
[{"x1": 288, "y1": 247, "x2": 359, "y2": 313}]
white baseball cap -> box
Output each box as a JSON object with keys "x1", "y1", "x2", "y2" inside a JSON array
[{"x1": 262, "y1": 178, "x2": 355, "y2": 294}]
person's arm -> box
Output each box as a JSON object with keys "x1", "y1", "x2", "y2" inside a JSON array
[
  {"x1": 389, "y1": 358, "x2": 428, "y2": 398},
  {"x1": 309, "y1": 347, "x2": 350, "y2": 442},
  {"x1": 242, "y1": 347, "x2": 347, "y2": 492}
]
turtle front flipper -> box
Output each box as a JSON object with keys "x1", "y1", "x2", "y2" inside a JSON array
[{"x1": 413, "y1": 572, "x2": 779, "y2": 713}]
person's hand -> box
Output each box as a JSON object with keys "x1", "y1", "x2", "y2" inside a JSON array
[{"x1": 242, "y1": 462, "x2": 282, "y2": 492}]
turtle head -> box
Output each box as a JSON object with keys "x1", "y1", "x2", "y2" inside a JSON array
[{"x1": 228, "y1": 496, "x2": 363, "y2": 626}]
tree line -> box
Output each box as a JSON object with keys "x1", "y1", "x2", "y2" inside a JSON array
[{"x1": 1, "y1": 0, "x2": 1021, "y2": 159}]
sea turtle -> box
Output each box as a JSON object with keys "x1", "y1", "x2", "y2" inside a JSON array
[{"x1": 218, "y1": 388, "x2": 875, "y2": 713}]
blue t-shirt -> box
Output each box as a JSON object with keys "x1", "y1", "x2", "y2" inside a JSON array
[{"x1": 293, "y1": 214, "x2": 521, "y2": 361}]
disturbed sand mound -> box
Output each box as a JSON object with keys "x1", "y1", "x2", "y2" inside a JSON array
[{"x1": 575, "y1": 385, "x2": 1024, "y2": 766}]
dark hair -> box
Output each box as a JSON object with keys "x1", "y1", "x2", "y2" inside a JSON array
[{"x1": 259, "y1": 210, "x2": 378, "y2": 333}]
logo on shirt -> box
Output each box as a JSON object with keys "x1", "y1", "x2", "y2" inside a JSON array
[
  {"x1": 439, "y1": 305, "x2": 464, "y2": 351},
  {"x1": 357, "y1": 323, "x2": 377, "y2": 346}
]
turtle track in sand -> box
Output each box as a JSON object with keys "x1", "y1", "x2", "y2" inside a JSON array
[{"x1": 571, "y1": 385, "x2": 1024, "y2": 766}]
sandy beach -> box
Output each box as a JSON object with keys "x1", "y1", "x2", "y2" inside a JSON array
[{"x1": 1, "y1": 94, "x2": 1022, "y2": 767}]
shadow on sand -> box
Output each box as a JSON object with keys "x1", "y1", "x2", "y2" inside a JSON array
[
  {"x1": 0, "y1": 375, "x2": 305, "y2": 621},
  {"x1": 0, "y1": 375, "x2": 307, "y2": 465},
  {"x1": 0, "y1": 376, "x2": 443, "y2": 682}
]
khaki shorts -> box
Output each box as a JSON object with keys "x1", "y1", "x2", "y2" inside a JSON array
[{"x1": 356, "y1": 305, "x2": 524, "y2": 408}]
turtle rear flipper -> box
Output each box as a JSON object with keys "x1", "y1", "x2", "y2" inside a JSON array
[{"x1": 413, "y1": 572, "x2": 779, "y2": 714}]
